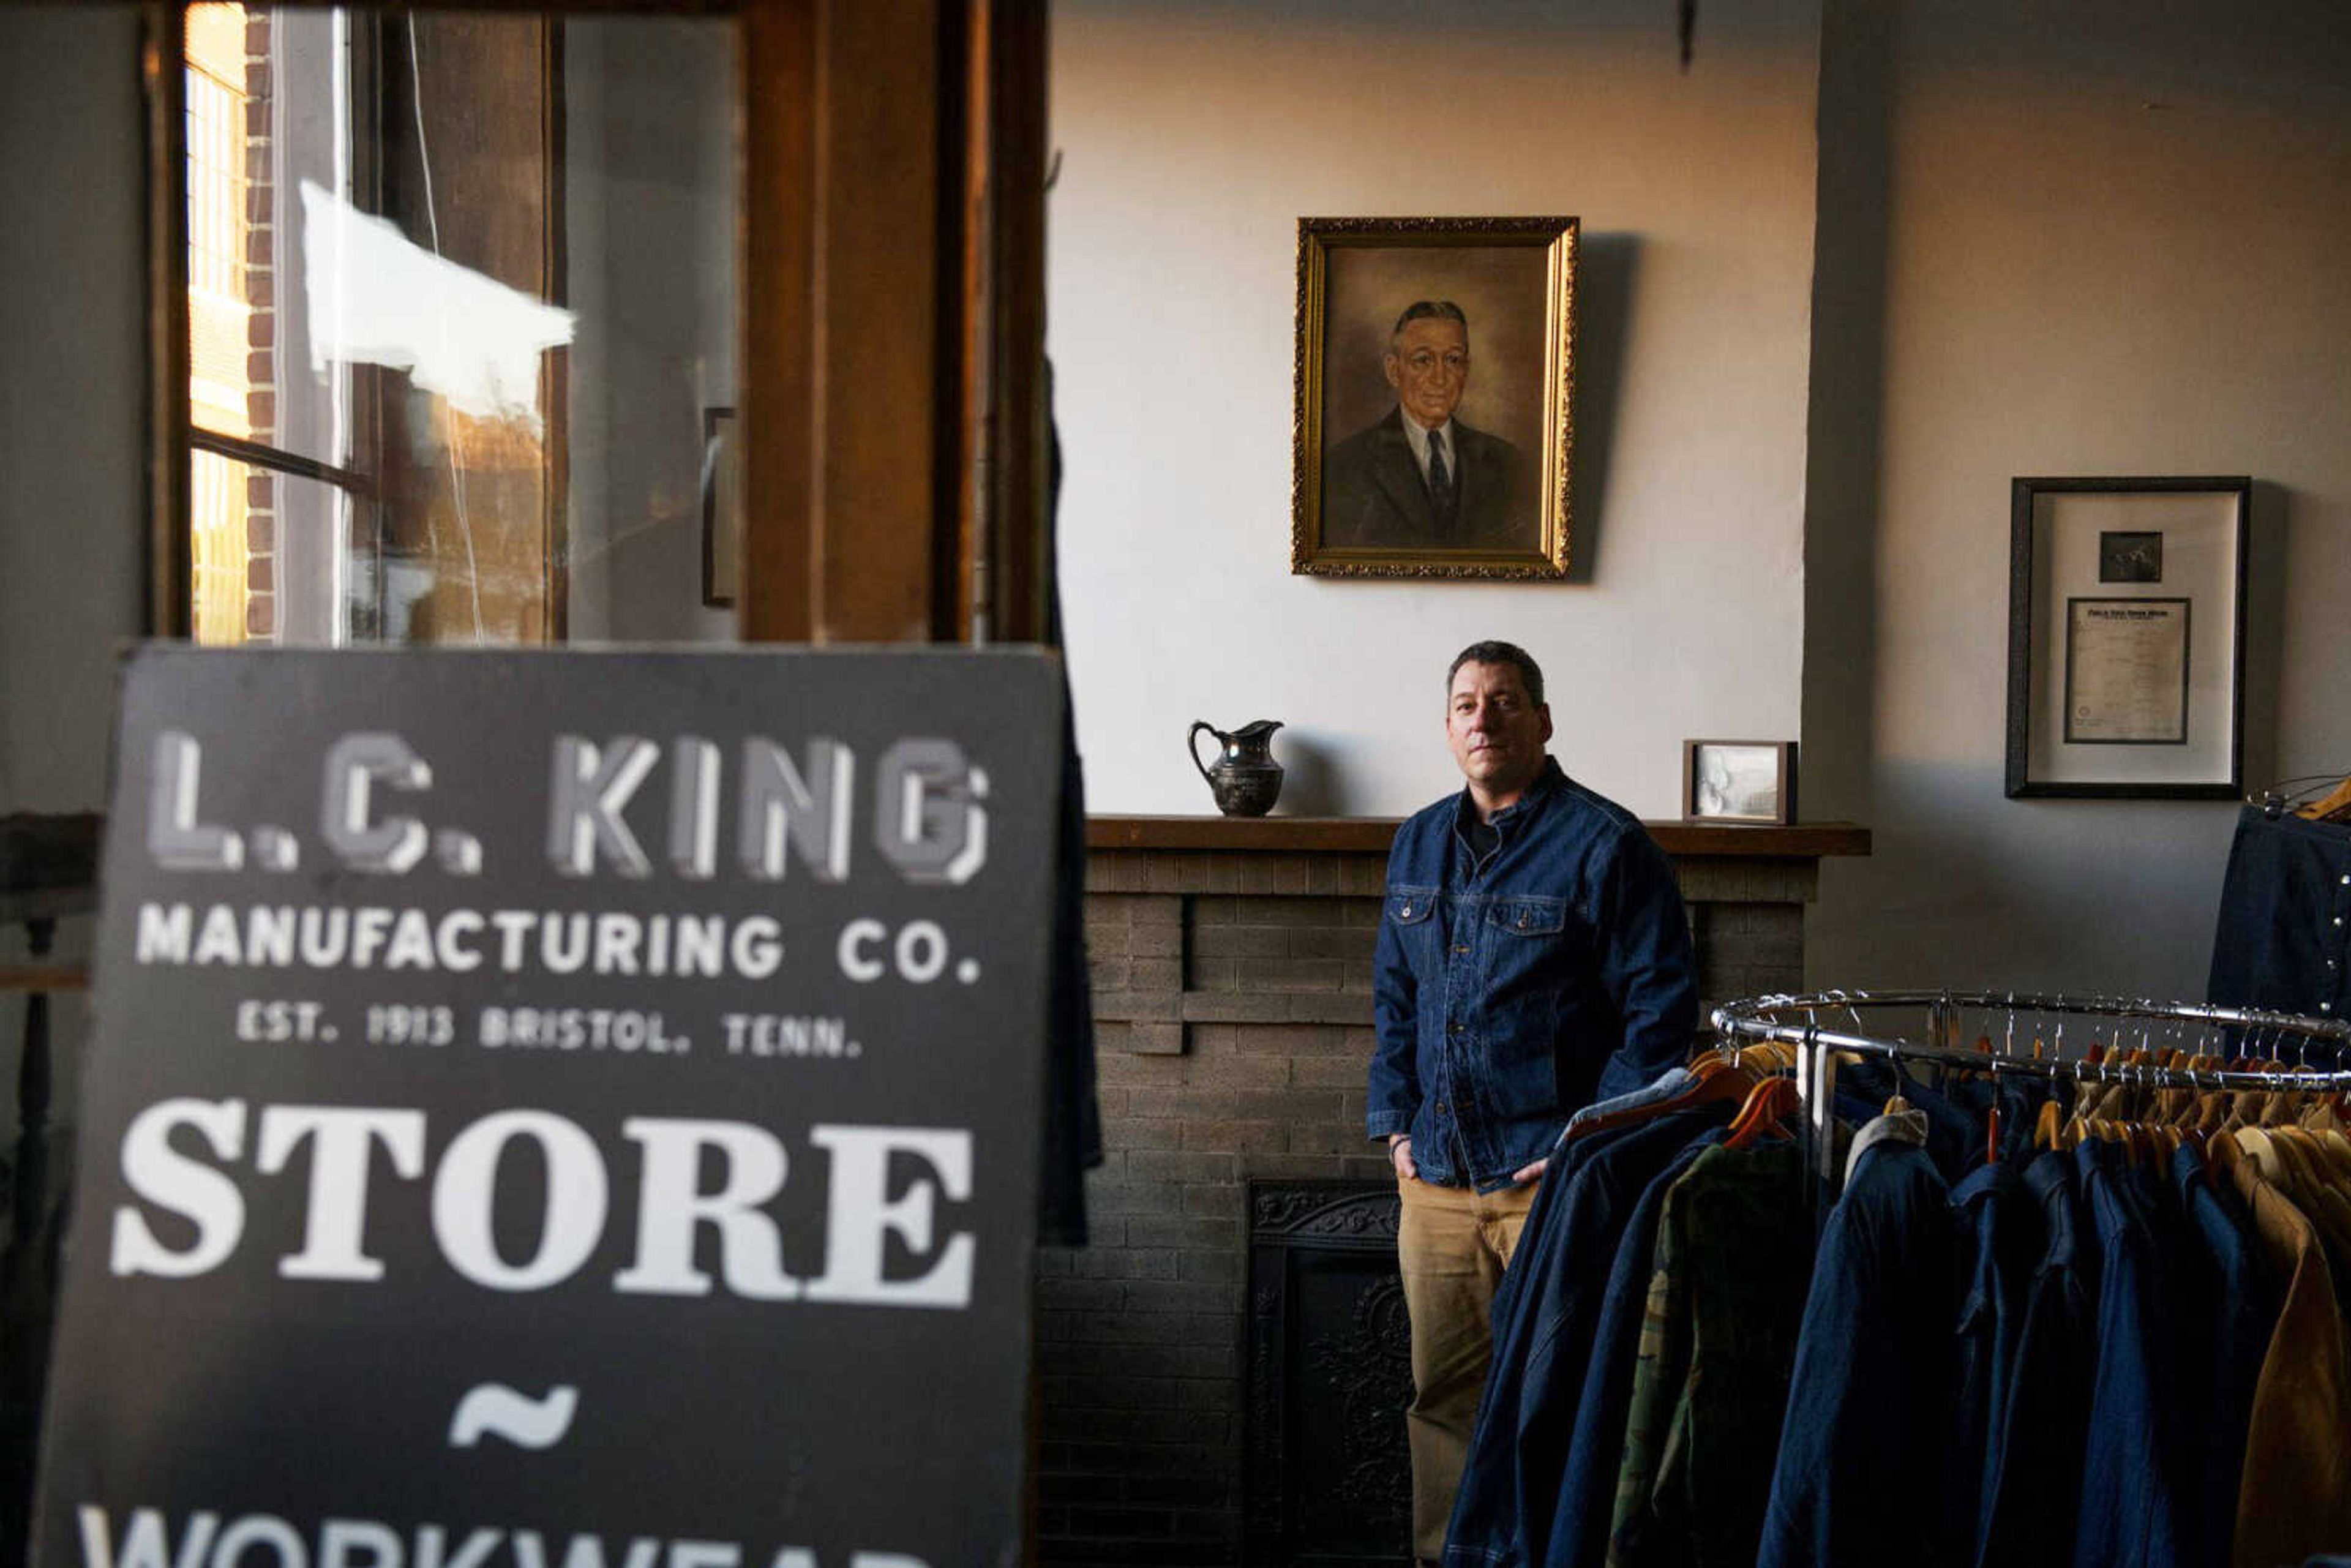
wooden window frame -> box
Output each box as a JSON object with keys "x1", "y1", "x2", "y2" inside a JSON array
[{"x1": 147, "y1": 0, "x2": 1051, "y2": 649}]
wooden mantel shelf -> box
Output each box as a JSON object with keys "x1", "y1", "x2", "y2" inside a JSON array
[{"x1": 1088, "y1": 815, "x2": 1870, "y2": 859}]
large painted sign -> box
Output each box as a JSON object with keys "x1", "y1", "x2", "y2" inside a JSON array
[{"x1": 36, "y1": 647, "x2": 1060, "y2": 1568}]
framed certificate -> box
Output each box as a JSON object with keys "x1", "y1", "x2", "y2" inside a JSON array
[{"x1": 2006, "y1": 477, "x2": 2249, "y2": 798}]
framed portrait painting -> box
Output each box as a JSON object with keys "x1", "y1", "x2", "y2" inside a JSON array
[
  {"x1": 2004, "y1": 476, "x2": 2249, "y2": 798},
  {"x1": 1291, "y1": 216, "x2": 1576, "y2": 579}
]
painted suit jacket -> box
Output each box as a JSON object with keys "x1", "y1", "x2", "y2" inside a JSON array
[{"x1": 1321, "y1": 407, "x2": 1533, "y2": 550}]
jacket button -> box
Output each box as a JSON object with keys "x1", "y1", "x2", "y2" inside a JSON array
[
  {"x1": 1400, "y1": 904, "x2": 1413, "y2": 917},
  {"x1": 1436, "y1": 1101, "x2": 1450, "y2": 1113}
]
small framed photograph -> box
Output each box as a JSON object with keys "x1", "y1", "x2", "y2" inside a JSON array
[
  {"x1": 2006, "y1": 476, "x2": 2248, "y2": 798},
  {"x1": 701, "y1": 406, "x2": 741, "y2": 608},
  {"x1": 2098, "y1": 530, "x2": 2163, "y2": 583},
  {"x1": 1682, "y1": 740, "x2": 1797, "y2": 825},
  {"x1": 1290, "y1": 216, "x2": 1575, "y2": 580}
]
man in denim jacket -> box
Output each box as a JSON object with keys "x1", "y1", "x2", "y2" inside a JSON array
[{"x1": 1368, "y1": 640, "x2": 1698, "y2": 1564}]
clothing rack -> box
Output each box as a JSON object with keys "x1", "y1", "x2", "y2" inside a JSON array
[{"x1": 1709, "y1": 989, "x2": 2351, "y2": 1217}]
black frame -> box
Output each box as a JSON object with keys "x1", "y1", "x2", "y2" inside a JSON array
[{"x1": 2005, "y1": 475, "x2": 2250, "y2": 799}]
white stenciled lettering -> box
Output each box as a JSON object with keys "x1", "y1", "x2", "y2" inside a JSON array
[
  {"x1": 137, "y1": 903, "x2": 193, "y2": 964},
  {"x1": 837, "y1": 919, "x2": 886, "y2": 982},
  {"x1": 255, "y1": 1108, "x2": 426, "y2": 1282},
  {"x1": 874, "y1": 741, "x2": 986, "y2": 886},
  {"x1": 413, "y1": 1529, "x2": 500, "y2": 1568},
  {"x1": 148, "y1": 732, "x2": 244, "y2": 871},
  {"x1": 510, "y1": 1535, "x2": 659, "y2": 1568},
  {"x1": 319, "y1": 1521, "x2": 402, "y2": 1568},
  {"x1": 738, "y1": 739, "x2": 854, "y2": 884},
  {"x1": 350, "y1": 908, "x2": 395, "y2": 969},
  {"x1": 669, "y1": 738, "x2": 722, "y2": 880},
  {"x1": 613, "y1": 1121, "x2": 800, "y2": 1300},
  {"x1": 730, "y1": 917, "x2": 783, "y2": 979},
  {"x1": 804, "y1": 1126, "x2": 974, "y2": 1308},
  {"x1": 72, "y1": 1510, "x2": 931, "y2": 1568},
  {"x1": 321, "y1": 735, "x2": 432, "y2": 875},
  {"x1": 193, "y1": 906, "x2": 244, "y2": 966},
  {"x1": 136, "y1": 906, "x2": 786, "y2": 981},
  {"x1": 433, "y1": 1111, "x2": 609, "y2": 1291},
  {"x1": 105, "y1": 1105, "x2": 975, "y2": 1308},
  {"x1": 214, "y1": 1515, "x2": 307, "y2": 1568},
  {"x1": 547, "y1": 737, "x2": 661, "y2": 878},
  {"x1": 111, "y1": 1100, "x2": 247, "y2": 1278},
  {"x1": 78, "y1": 1506, "x2": 218, "y2": 1568}
]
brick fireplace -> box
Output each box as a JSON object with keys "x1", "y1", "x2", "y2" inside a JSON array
[{"x1": 1034, "y1": 816, "x2": 1867, "y2": 1566}]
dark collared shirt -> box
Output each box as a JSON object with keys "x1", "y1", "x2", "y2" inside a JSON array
[{"x1": 1367, "y1": 757, "x2": 1699, "y2": 1191}]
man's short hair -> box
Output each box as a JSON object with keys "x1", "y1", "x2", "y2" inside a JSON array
[
  {"x1": 1390, "y1": 299, "x2": 1469, "y2": 346},
  {"x1": 1447, "y1": 640, "x2": 1544, "y2": 707}
]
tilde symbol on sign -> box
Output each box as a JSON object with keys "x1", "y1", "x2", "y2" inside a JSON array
[{"x1": 448, "y1": 1383, "x2": 579, "y2": 1449}]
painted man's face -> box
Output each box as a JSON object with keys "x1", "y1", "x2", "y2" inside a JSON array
[{"x1": 1384, "y1": 317, "x2": 1471, "y2": 432}]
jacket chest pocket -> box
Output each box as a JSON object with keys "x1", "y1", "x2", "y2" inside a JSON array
[
  {"x1": 1389, "y1": 888, "x2": 1437, "y2": 921},
  {"x1": 1482, "y1": 897, "x2": 1569, "y2": 988},
  {"x1": 1485, "y1": 897, "x2": 1566, "y2": 939},
  {"x1": 1387, "y1": 888, "x2": 1439, "y2": 951}
]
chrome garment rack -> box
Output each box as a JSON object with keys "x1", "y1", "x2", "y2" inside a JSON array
[{"x1": 1710, "y1": 990, "x2": 2351, "y2": 1215}]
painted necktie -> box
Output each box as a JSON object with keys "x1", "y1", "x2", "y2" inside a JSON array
[{"x1": 1427, "y1": 428, "x2": 1457, "y2": 531}]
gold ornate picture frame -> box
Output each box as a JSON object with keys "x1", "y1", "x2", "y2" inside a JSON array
[{"x1": 1291, "y1": 216, "x2": 1577, "y2": 580}]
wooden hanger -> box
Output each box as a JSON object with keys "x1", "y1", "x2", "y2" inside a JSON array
[
  {"x1": 2296, "y1": 772, "x2": 2351, "y2": 823},
  {"x1": 1724, "y1": 1075, "x2": 1802, "y2": 1151},
  {"x1": 1563, "y1": 1058, "x2": 1759, "y2": 1145}
]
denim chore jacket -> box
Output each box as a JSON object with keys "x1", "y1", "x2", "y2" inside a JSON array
[{"x1": 1367, "y1": 758, "x2": 1700, "y2": 1192}]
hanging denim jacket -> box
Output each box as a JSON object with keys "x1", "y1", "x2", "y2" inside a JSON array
[{"x1": 1368, "y1": 758, "x2": 1699, "y2": 1192}]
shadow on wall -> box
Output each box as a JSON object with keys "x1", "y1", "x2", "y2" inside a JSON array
[
  {"x1": 1567, "y1": 231, "x2": 1639, "y2": 585},
  {"x1": 1798, "y1": 0, "x2": 1895, "y2": 825},
  {"x1": 1271, "y1": 730, "x2": 1352, "y2": 816},
  {"x1": 2240, "y1": 479, "x2": 2290, "y2": 796},
  {"x1": 1810, "y1": 759, "x2": 2239, "y2": 997}
]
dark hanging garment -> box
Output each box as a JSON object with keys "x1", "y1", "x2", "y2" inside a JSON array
[
  {"x1": 2207, "y1": 805, "x2": 2351, "y2": 1033},
  {"x1": 1037, "y1": 360, "x2": 1103, "y2": 1247},
  {"x1": 2071, "y1": 1139, "x2": 2194, "y2": 1568},
  {"x1": 1942, "y1": 1161, "x2": 2039, "y2": 1568},
  {"x1": 1543, "y1": 1128, "x2": 1725, "y2": 1567},
  {"x1": 1757, "y1": 1114, "x2": 1959, "y2": 1568},
  {"x1": 2168, "y1": 1143, "x2": 2276, "y2": 1568},
  {"x1": 1445, "y1": 1108, "x2": 1732, "y2": 1568},
  {"x1": 1976, "y1": 1149, "x2": 2097, "y2": 1568}
]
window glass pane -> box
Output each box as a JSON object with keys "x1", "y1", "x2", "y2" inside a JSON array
[
  {"x1": 561, "y1": 14, "x2": 742, "y2": 643},
  {"x1": 189, "y1": 449, "x2": 360, "y2": 647},
  {"x1": 184, "y1": 5, "x2": 742, "y2": 647},
  {"x1": 186, "y1": 3, "x2": 261, "y2": 445}
]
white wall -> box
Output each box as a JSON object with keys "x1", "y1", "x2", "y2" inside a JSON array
[
  {"x1": 1049, "y1": 0, "x2": 1822, "y2": 817},
  {"x1": 1802, "y1": 0, "x2": 2351, "y2": 996}
]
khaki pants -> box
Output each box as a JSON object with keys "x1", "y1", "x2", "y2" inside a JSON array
[{"x1": 1397, "y1": 1172, "x2": 1537, "y2": 1565}]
